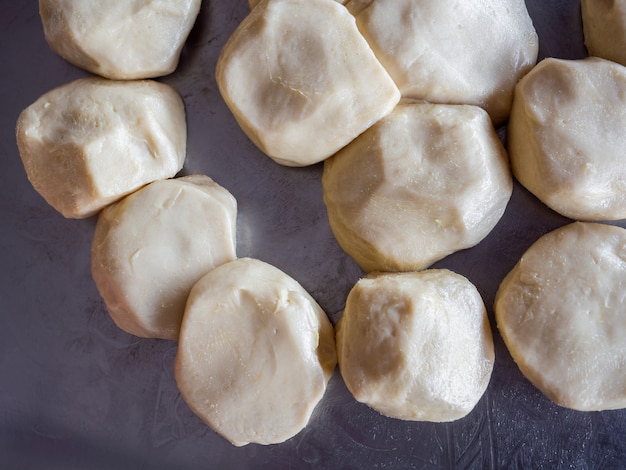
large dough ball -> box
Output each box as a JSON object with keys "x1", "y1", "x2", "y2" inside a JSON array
[
  {"x1": 91, "y1": 175, "x2": 237, "y2": 340},
  {"x1": 337, "y1": 270, "x2": 494, "y2": 422},
  {"x1": 508, "y1": 57, "x2": 626, "y2": 221},
  {"x1": 322, "y1": 102, "x2": 512, "y2": 273},
  {"x1": 175, "y1": 258, "x2": 337, "y2": 447},
  {"x1": 495, "y1": 222, "x2": 626, "y2": 411},
  {"x1": 349, "y1": 0, "x2": 538, "y2": 124},
  {"x1": 39, "y1": 0, "x2": 202, "y2": 79},
  {"x1": 16, "y1": 77, "x2": 186, "y2": 219},
  {"x1": 581, "y1": 0, "x2": 626, "y2": 67},
  {"x1": 216, "y1": 0, "x2": 400, "y2": 167}
]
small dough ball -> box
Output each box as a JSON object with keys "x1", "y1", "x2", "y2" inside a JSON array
[
  {"x1": 495, "y1": 222, "x2": 626, "y2": 411},
  {"x1": 39, "y1": 0, "x2": 202, "y2": 79},
  {"x1": 216, "y1": 0, "x2": 400, "y2": 166},
  {"x1": 91, "y1": 175, "x2": 237, "y2": 340},
  {"x1": 175, "y1": 258, "x2": 336, "y2": 446},
  {"x1": 322, "y1": 102, "x2": 512, "y2": 273},
  {"x1": 350, "y1": 0, "x2": 538, "y2": 124},
  {"x1": 337, "y1": 270, "x2": 494, "y2": 422},
  {"x1": 508, "y1": 57, "x2": 626, "y2": 221},
  {"x1": 16, "y1": 77, "x2": 186, "y2": 219},
  {"x1": 582, "y1": 0, "x2": 626, "y2": 67}
]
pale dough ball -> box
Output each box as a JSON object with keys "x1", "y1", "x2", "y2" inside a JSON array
[
  {"x1": 337, "y1": 270, "x2": 494, "y2": 422},
  {"x1": 175, "y1": 258, "x2": 337, "y2": 446},
  {"x1": 16, "y1": 77, "x2": 186, "y2": 219},
  {"x1": 216, "y1": 0, "x2": 400, "y2": 167},
  {"x1": 250, "y1": 0, "x2": 347, "y2": 9},
  {"x1": 582, "y1": 0, "x2": 626, "y2": 67},
  {"x1": 322, "y1": 102, "x2": 512, "y2": 273},
  {"x1": 495, "y1": 222, "x2": 626, "y2": 411},
  {"x1": 349, "y1": 0, "x2": 538, "y2": 124},
  {"x1": 91, "y1": 175, "x2": 237, "y2": 340},
  {"x1": 508, "y1": 57, "x2": 626, "y2": 221},
  {"x1": 39, "y1": 0, "x2": 202, "y2": 79}
]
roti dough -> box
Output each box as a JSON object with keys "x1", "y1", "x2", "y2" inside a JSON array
[
  {"x1": 336, "y1": 270, "x2": 494, "y2": 422},
  {"x1": 91, "y1": 175, "x2": 237, "y2": 340},
  {"x1": 322, "y1": 102, "x2": 512, "y2": 273},
  {"x1": 508, "y1": 57, "x2": 626, "y2": 221},
  {"x1": 495, "y1": 222, "x2": 626, "y2": 411},
  {"x1": 581, "y1": 0, "x2": 626, "y2": 67}
]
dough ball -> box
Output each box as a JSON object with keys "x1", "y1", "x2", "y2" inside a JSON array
[
  {"x1": 249, "y1": 0, "x2": 347, "y2": 9},
  {"x1": 175, "y1": 258, "x2": 336, "y2": 446},
  {"x1": 350, "y1": 0, "x2": 538, "y2": 124},
  {"x1": 322, "y1": 102, "x2": 512, "y2": 273},
  {"x1": 337, "y1": 270, "x2": 494, "y2": 422},
  {"x1": 495, "y1": 222, "x2": 626, "y2": 411},
  {"x1": 91, "y1": 175, "x2": 237, "y2": 340},
  {"x1": 508, "y1": 57, "x2": 626, "y2": 221},
  {"x1": 39, "y1": 0, "x2": 202, "y2": 79},
  {"x1": 16, "y1": 77, "x2": 186, "y2": 219},
  {"x1": 216, "y1": 0, "x2": 400, "y2": 167},
  {"x1": 582, "y1": 0, "x2": 626, "y2": 67}
]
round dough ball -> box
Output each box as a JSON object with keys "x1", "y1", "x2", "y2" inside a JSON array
[
  {"x1": 495, "y1": 222, "x2": 626, "y2": 411},
  {"x1": 16, "y1": 77, "x2": 186, "y2": 219},
  {"x1": 216, "y1": 0, "x2": 400, "y2": 167},
  {"x1": 322, "y1": 102, "x2": 512, "y2": 273},
  {"x1": 175, "y1": 258, "x2": 337, "y2": 446},
  {"x1": 349, "y1": 0, "x2": 538, "y2": 124},
  {"x1": 508, "y1": 57, "x2": 626, "y2": 221},
  {"x1": 337, "y1": 270, "x2": 494, "y2": 422},
  {"x1": 91, "y1": 175, "x2": 237, "y2": 340},
  {"x1": 582, "y1": 0, "x2": 626, "y2": 67},
  {"x1": 39, "y1": 0, "x2": 202, "y2": 79}
]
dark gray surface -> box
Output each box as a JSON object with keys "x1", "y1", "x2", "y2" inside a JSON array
[{"x1": 2, "y1": 1, "x2": 625, "y2": 468}]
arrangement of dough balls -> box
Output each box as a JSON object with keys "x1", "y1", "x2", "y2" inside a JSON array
[
  {"x1": 216, "y1": 0, "x2": 400, "y2": 166},
  {"x1": 581, "y1": 0, "x2": 626, "y2": 67},
  {"x1": 39, "y1": 0, "x2": 202, "y2": 79},
  {"x1": 336, "y1": 270, "x2": 494, "y2": 422},
  {"x1": 91, "y1": 175, "x2": 237, "y2": 340},
  {"x1": 322, "y1": 102, "x2": 512, "y2": 273},
  {"x1": 16, "y1": 77, "x2": 186, "y2": 218},
  {"x1": 508, "y1": 57, "x2": 626, "y2": 221},
  {"x1": 495, "y1": 222, "x2": 626, "y2": 411},
  {"x1": 175, "y1": 258, "x2": 337, "y2": 447}
]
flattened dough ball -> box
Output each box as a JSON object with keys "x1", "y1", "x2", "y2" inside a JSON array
[
  {"x1": 16, "y1": 77, "x2": 186, "y2": 219},
  {"x1": 175, "y1": 258, "x2": 337, "y2": 446},
  {"x1": 39, "y1": 0, "x2": 202, "y2": 79},
  {"x1": 508, "y1": 57, "x2": 626, "y2": 221},
  {"x1": 322, "y1": 102, "x2": 512, "y2": 273},
  {"x1": 91, "y1": 175, "x2": 237, "y2": 340},
  {"x1": 337, "y1": 270, "x2": 494, "y2": 422},
  {"x1": 582, "y1": 0, "x2": 626, "y2": 67},
  {"x1": 216, "y1": 0, "x2": 400, "y2": 166},
  {"x1": 495, "y1": 222, "x2": 626, "y2": 411}
]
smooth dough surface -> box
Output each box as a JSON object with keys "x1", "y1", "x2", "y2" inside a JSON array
[
  {"x1": 216, "y1": 0, "x2": 400, "y2": 166},
  {"x1": 39, "y1": 0, "x2": 202, "y2": 79},
  {"x1": 337, "y1": 270, "x2": 494, "y2": 422},
  {"x1": 581, "y1": 0, "x2": 626, "y2": 67},
  {"x1": 495, "y1": 222, "x2": 626, "y2": 411},
  {"x1": 91, "y1": 175, "x2": 237, "y2": 340},
  {"x1": 508, "y1": 57, "x2": 626, "y2": 221},
  {"x1": 175, "y1": 258, "x2": 337, "y2": 446},
  {"x1": 350, "y1": 0, "x2": 538, "y2": 124},
  {"x1": 322, "y1": 102, "x2": 512, "y2": 273},
  {"x1": 250, "y1": 0, "x2": 347, "y2": 8},
  {"x1": 16, "y1": 77, "x2": 186, "y2": 219}
]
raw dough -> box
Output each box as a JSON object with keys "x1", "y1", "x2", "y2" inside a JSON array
[
  {"x1": 250, "y1": 0, "x2": 347, "y2": 8},
  {"x1": 322, "y1": 101, "x2": 512, "y2": 273},
  {"x1": 39, "y1": 0, "x2": 202, "y2": 79},
  {"x1": 216, "y1": 0, "x2": 400, "y2": 166},
  {"x1": 175, "y1": 258, "x2": 337, "y2": 446},
  {"x1": 581, "y1": 0, "x2": 626, "y2": 67},
  {"x1": 508, "y1": 57, "x2": 626, "y2": 221},
  {"x1": 91, "y1": 175, "x2": 237, "y2": 340},
  {"x1": 336, "y1": 270, "x2": 494, "y2": 422}
]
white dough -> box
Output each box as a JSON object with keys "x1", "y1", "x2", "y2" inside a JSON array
[
  {"x1": 337, "y1": 270, "x2": 494, "y2": 422},
  {"x1": 91, "y1": 175, "x2": 237, "y2": 340},
  {"x1": 175, "y1": 258, "x2": 337, "y2": 446},
  {"x1": 495, "y1": 222, "x2": 626, "y2": 411},
  {"x1": 39, "y1": 0, "x2": 202, "y2": 79},
  {"x1": 216, "y1": 0, "x2": 400, "y2": 166},
  {"x1": 16, "y1": 77, "x2": 186, "y2": 219},
  {"x1": 581, "y1": 0, "x2": 626, "y2": 67},
  {"x1": 508, "y1": 57, "x2": 626, "y2": 221},
  {"x1": 322, "y1": 102, "x2": 512, "y2": 273}
]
